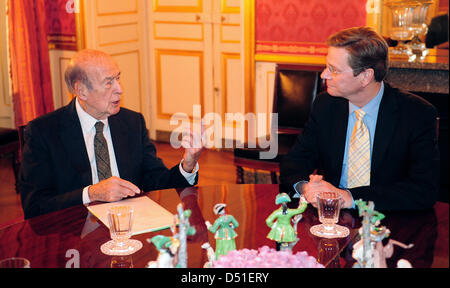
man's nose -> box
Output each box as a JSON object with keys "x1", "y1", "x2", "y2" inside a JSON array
[
  {"x1": 113, "y1": 79, "x2": 122, "y2": 94},
  {"x1": 320, "y1": 68, "x2": 331, "y2": 80}
]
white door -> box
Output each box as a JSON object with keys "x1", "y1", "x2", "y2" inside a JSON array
[
  {"x1": 0, "y1": 0, "x2": 13, "y2": 128},
  {"x1": 80, "y1": 0, "x2": 152, "y2": 126},
  {"x1": 212, "y1": 0, "x2": 245, "y2": 146},
  {"x1": 147, "y1": 0, "x2": 246, "y2": 146},
  {"x1": 148, "y1": 0, "x2": 214, "y2": 141}
]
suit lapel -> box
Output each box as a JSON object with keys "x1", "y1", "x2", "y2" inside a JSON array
[
  {"x1": 330, "y1": 98, "x2": 349, "y2": 185},
  {"x1": 59, "y1": 99, "x2": 92, "y2": 186},
  {"x1": 109, "y1": 113, "x2": 132, "y2": 181},
  {"x1": 371, "y1": 84, "x2": 399, "y2": 177}
]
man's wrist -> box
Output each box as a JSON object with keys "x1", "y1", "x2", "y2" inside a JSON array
[
  {"x1": 83, "y1": 185, "x2": 92, "y2": 205},
  {"x1": 179, "y1": 160, "x2": 199, "y2": 185},
  {"x1": 181, "y1": 159, "x2": 196, "y2": 173},
  {"x1": 340, "y1": 188, "x2": 354, "y2": 209}
]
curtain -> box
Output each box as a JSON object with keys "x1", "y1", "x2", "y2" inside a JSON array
[{"x1": 7, "y1": 0, "x2": 54, "y2": 128}]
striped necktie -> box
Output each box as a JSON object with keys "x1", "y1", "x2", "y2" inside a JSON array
[
  {"x1": 347, "y1": 109, "x2": 370, "y2": 188},
  {"x1": 94, "y1": 121, "x2": 112, "y2": 181}
]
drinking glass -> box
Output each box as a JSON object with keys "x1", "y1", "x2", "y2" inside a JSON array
[
  {"x1": 318, "y1": 191, "x2": 341, "y2": 231},
  {"x1": 310, "y1": 191, "x2": 349, "y2": 238},
  {"x1": 100, "y1": 205, "x2": 142, "y2": 256},
  {"x1": 0, "y1": 257, "x2": 30, "y2": 268}
]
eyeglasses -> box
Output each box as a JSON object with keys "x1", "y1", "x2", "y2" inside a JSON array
[{"x1": 324, "y1": 65, "x2": 354, "y2": 77}]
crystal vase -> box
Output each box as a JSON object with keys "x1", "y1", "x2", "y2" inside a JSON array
[
  {"x1": 385, "y1": 1, "x2": 420, "y2": 60},
  {"x1": 409, "y1": 0, "x2": 433, "y2": 58}
]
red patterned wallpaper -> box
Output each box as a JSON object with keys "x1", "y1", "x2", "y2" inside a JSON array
[
  {"x1": 255, "y1": 0, "x2": 367, "y2": 56},
  {"x1": 44, "y1": 0, "x2": 77, "y2": 50},
  {"x1": 439, "y1": 0, "x2": 449, "y2": 11}
]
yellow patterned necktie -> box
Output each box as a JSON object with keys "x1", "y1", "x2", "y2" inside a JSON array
[{"x1": 347, "y1": 109, "x2": 370, "y2": 188}]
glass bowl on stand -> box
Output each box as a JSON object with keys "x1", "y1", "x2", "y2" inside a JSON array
[
  {"x1": 385, "y1": 0, "x2": 421, "y2": 62},
  {"x1": 409, "y1": 0, "x2": 434, "y2": 59}
]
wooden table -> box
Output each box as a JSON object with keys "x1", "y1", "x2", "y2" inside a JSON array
[{"x1": 0, "y1": 184, "x2": 447, "y2": 268}]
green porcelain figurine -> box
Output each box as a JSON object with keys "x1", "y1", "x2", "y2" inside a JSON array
[
  {"x1": 205, "y1": 203, "x2": 239, "y2": 259},
  {"x1": 146, "y1": 235, "x2": 179, "y2": 268},
  {"x1": 146, "y1": 205, "x2": 195, "y2": 268},
  {"x1": 352, "y1": 199, "x2": 413, "y2": 268},
  {"x1": 266, "y1": 193, "x2": 308, "y2": 250}
]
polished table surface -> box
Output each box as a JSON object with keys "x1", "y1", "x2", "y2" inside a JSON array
[{"x1": 0, "y1": 184, "x2": 448, "y2": 268}]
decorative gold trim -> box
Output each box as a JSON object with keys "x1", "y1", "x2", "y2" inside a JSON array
[
  {"x1": 256, "y1": 40, "x2": 329, "y2": 45},
  {"x1": 47, "y1": 35, "x2": 77, "y2": 42},
  {"x1": 243, "y1": 0, "x2": 255, "y2": 142},
  {"x1": 221, "y1": 0, "x2": 240, "y2": 14},
  {"x1": 266, "y1": 70, "x2": 275, "y2": 135},
  {"x1": 153, "y1": 21, "x2": 204, "y2": 41},
  {"x1": 155, "y1": 49, "x2": 205, "y2": 120},
  {"x1": 0, "y1": 0, "x2": 10, "y2": 107},
  {"x1": 255, "y1": 53, "x2": 326, "y2": 65},
  {"x1": 221, "y1": 52, "x2": 241, "y2": 127},
  {"x1": 97, "y1": 22, "x2": 139, "y2": 47},
  {"x1": 0, "y1": 51, "x2": 9, "y2": 105},
  {"x1": 97, "y1": 22, "x2": 138, "y2": 28},
  {"x1": 59, "y1": 56, "x2": 73, "y2": 106},
  {"x1": 96, "y1": 0, "x2": 138, "y2": 16},
  {"x1": 110, "y1": 50, "x2": 143, "y2": 112},
  {"x1": 365, "y1": 0, "x2": 383, "y2": 33},
  {"x1": 76, "y1": 0, "x2": 86, "y2": 50},
  {"x1": 256, "y1": 43, "x2": 328, "y2": 55},
  {"x1": 220, "y1": 23, "x2": 240, "y2": 44},
  {"x1": 153, "y1": 0, "x2": 203, "y2": 13}
]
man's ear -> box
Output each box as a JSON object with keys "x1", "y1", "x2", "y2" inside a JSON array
[
  {"x1": 360, "y1": 68, "x2": 375, "y2": 87},
  {"x1": 74, "y1": 82, "x2": 88, "y2": 100}
]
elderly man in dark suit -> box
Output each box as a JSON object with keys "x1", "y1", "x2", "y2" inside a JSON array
[
  {"x1": 19, "y1": 49, "x2": 203, "y2": 219},
  {"x1": 280, "y1": 27, "x2": 439, "y2": 211}
]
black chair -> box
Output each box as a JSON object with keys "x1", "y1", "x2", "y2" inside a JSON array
[
  {"x1": 0, "y1": 127, "x2": 20, "y2": 193},
  {"x1": 233, "y1": 64, "x2": 325, "y2": 184}
]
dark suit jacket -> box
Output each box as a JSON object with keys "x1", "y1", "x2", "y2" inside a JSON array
[
  {"x1": 280, "y1": 83, "x2": 439, "y2": 211},
  {"x1": 19, "y1": 99, "x2": 197, "y2": 219},
  {"x1": 425, "y1": 13, "x2": 449, "y2": 48}
]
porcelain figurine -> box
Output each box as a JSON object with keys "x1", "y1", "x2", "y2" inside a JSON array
[
  {"x1": 265, "y1": 193, "x2": 308, "y2": 251},
  {"x1": 146, "y1": 203, "x2": 195, "y2": 268},
  {"x1": 174, "y1": 203, "x2": 196, "y2": 268},
  {"x1": 352, "y1": 199, "x2": 413, "y2": 268},
  {"x1": 205, "y1": 203, "x2": 239, "y2": 259},
  {"x1": 201, "y1": 242, "x2": 216, "y2": 268},
  {"x1": 146, "y1": 235, "x2": 179, "y2": 268}
]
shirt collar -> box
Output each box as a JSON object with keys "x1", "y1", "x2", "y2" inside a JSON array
[
  {"x1": 349, "y1": 81, "x2": 384, "y2": 118},
  {"x1": 75, "y1": 97, "x2": 109, "y2": 133}
]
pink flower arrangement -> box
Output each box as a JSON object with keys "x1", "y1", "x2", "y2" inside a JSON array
[{"x1": 212, "y1": 246, "x2": 324, "y2": 268}]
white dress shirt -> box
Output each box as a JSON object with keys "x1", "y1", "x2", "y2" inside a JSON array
[{"x1": 75, "y1": 98, "x2": 198, "y2": 204}]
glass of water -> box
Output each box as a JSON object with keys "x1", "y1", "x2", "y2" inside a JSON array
[
  {"x1": 100, "y1": 205, "x2": 142, "y2": 256},
  {"x1": 310, "y1": 191, "x2": 350, "y2": 239},
  {"x1": 317, "y1": 191, "x2": 341, "y2": 232}
]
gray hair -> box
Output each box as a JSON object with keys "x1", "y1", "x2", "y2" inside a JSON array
[{"x1": 64, "y1": 63, "x2": 93, "y2": 94}]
